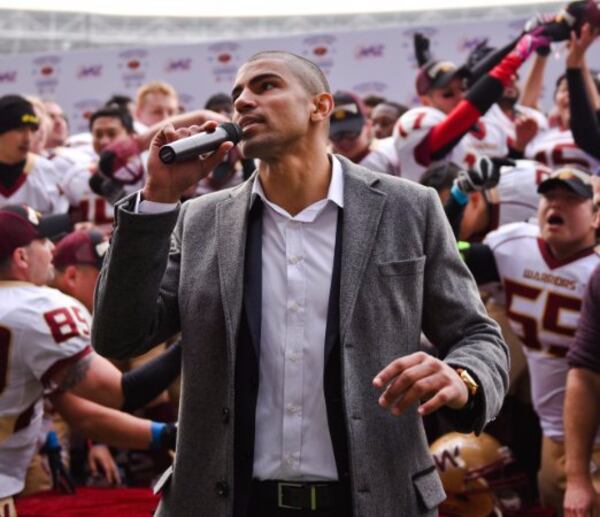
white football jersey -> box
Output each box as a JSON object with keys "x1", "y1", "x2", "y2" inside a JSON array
[
  {"x1": 46, "y1": 146, "x2": 93, "y2": 180},
  {"x1": 482, "y1": 160, "x2": 550, "y2": 233},
  {"x1": 361, "y1": 136, "x2": 401, "y2": 176},
  {"x1": 0, "y1": 153, "x2": 68, "y2": 214},
  {"x1": 393, "y1": 106, "x2": 509, "y2": 183},
  {"x1": 483, "y1": 104, "x2": 549, "y2": 151},
  {"x1": 60, "y1": 156, "x2": 143, "y2": 232},
  {"x1": 526, "y1": 125, "x2": 600, "y2": 173},
  {"x1": 484, "y1": 222, "x2": 600, "y2": 440},
  {"x1": 0, "y1": 281, "x2": 91, "y2": 497}
]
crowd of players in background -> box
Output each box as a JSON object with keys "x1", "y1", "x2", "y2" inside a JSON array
[{"x1": 1, "y1": 1, "x2": 600, "y2": 516}]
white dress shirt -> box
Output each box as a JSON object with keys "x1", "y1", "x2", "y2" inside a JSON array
[
  {"x1": 138, "y1": 157, "x2": 344, "y2": 481},
  {"x1": 251, "y1": 157, "x2": 343, "y2": 481}
]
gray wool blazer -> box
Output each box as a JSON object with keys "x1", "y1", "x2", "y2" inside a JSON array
[{"x1": 92, "y1": 155, "x2": 509, "y2": 517}]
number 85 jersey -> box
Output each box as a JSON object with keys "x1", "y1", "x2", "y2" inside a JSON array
[
  {"x1": 0, "y1": 281, "x2": 92, "y2": 498},
  {"x1": 484, "y1": 222, "x2": 600, "y2": 441}
]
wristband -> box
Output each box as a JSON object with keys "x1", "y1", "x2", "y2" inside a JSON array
[
  {"x1": 150, "y1": 421, "x2": 166, "y2": 450},
  {"x1": 451, "y1": 184, "x2": 469, "y2": 206}
]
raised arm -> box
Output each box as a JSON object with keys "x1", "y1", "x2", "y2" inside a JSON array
[
  {"x1": 566, "y1": 24, "x2": 600, "y2": 160},
  {"x1": 92, "y1": 122, "x2": 232, "y2": 359}
]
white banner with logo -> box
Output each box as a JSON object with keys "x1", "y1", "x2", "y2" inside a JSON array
[{"x1": 0, "y1": 15, "x2": 597, "y2": 131}]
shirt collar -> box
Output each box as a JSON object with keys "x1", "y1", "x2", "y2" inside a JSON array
[{"x1": 251, "y1": 155, "x2": 344, "y2": 210}]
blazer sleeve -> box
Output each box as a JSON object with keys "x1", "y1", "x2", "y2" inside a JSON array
[
  {"x1": 91, "y1": 193, "x2": 184, "y2": 360},
  {"x1": 421, "y1": 188, "x2": 509, "y2": 433}
]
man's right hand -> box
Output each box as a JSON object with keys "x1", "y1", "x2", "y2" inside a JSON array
[
  {"x1": 143, "y1": 121, "x2": 234, "y2": 203},
  {"x1": 564, "y1": 477, "x2": 600, "y2": 517}
]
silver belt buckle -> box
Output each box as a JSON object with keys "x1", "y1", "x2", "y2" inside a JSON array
[{"x1": 277, "y1": 482, "x2": 304, "y2": 510}]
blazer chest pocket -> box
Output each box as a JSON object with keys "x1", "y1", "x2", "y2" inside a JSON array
[{"x1": 377, "y1": 256, "x2": 426, "y2": 277}]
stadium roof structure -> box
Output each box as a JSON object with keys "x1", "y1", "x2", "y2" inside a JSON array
[{"x1": 0, "y1": 1, "x2": 563, "y2": 55}]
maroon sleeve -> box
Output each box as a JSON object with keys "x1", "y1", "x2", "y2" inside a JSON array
[
  {"x1": 568, "y1": 265, "x2": 600, "y2": 373},
  {"x1": 416, "y1": 53, "x2": 525, "y2": 163}
]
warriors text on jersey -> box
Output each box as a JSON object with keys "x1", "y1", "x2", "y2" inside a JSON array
[
  {"x1": 484, "y1": 222, "x2": 600, "y2": 441},
  {"x1": 0, "y1": 281, "x2": 91, "y2": 497}
]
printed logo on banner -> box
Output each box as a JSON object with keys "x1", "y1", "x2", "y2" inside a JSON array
[
  {"x1": 118, "y1": 49, "x2": 149, "y2": 89},
  {"x1": 352, "y1": 81, "x2": 388, "y2": 94},
  {"x1": 77, "y1": 65, "x2": 103, "y2": 80},
  {"x1": 0, "y1": 70, "x2": 17, "y2": 84},
  {"x1": 301, "y1": 34, "x2": 336, "y2": 74},
  {"x1": 72, "y1": 98, "x2": 104, "y2": 133},
  {"x1": 166, "y1": 58, "x2": 192, "y2": 73},
  {"x1": 401, "y1": 28, "x2": 438, "y2": 68},
  {"x1": 354, "y1": 44, "x2": 385, "y2": 60},
  {"x1": 32, "y1": 55, "x2": 62, "y2": 94},
  {"x1": 207, "y1": 42, "x2": 241, "y2": 84}
]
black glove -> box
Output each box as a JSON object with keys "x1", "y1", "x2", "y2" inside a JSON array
[
  {"x1": 414, "y1": 32, "x2": 432, "y2": 67},
  {"x1": 454, "y1": 156, "x2": 502, "y2": 193},
  {"x1": 41, "y1": 430, "x2": 76, "y2": 494}
]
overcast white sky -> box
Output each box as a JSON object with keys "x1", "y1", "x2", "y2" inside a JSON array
[{"x1": 0, "y1": 0, "x2": 563, "y2": 17}]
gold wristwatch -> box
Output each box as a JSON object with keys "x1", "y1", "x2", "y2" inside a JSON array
[{"x1": 455, "y1": 368, "x2": 479, "y2": 398}]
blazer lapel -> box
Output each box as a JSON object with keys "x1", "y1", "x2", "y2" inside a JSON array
[
  {"x1": 216, "y1": 178, "x2": 255, "y2": 356},
  {"x1": 337, "y1": 156, "x2": 387, "y2": 343}
]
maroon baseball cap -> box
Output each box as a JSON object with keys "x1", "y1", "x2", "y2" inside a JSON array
[
  {"x1": 0, "y1": 205, "x2": 71, "y2": 260},
  {"x1": 53, "y1": 229, "x2": 108, "y2": 270},
  {"x1": 416, "y1": 60, "x2": 468, "y2": 96}
]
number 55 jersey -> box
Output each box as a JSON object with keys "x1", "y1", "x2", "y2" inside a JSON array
[
  {"x1": 0, "y1": 281, "x2": 92, "y2": 498},
  {"x1": 484, "y1": 222, "x2": 600, "y2": 442}
]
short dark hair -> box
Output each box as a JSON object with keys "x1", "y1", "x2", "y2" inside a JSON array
[
  {"x1": 89, "y1": 107, "x2": 134, "y2": 133},
  {"x1": 362, "y1": 94, "x2": 386, "y2": 109},
  {"x1": 204, "y1": 93, "x2": 232, "y2": 111},
  {"x1": 104, "y1": 94, "x2": 133, "y2": 111},
  {"x1": 246, "y1": 51, "x2": 330, "y2": 95},
  {"x1": 379, "y1": 101, "x2": 408, "y2": 117},
  {"x1": 419, "y1": 162, "x2": 461, "y2": 193}
]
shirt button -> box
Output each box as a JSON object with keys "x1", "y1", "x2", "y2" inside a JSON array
[
  {"x1": 215, "y1": 481, "x2": 229, "y2": 497},
  {"x1": 288, "y1": 255, "x2": 301, "y2": 265},
  {"x1": 289, "y1": 302, "x2": 300, "y2": 312},
  {"x1": 285, "y1": 455, "x2": 295, "y2": 467},
  {"x1": 222, "y1": 407, "x2": 230, "y2": 424},
  {"x1": 288, "y1": 351, "x2": 301, "y2": 362},
  {"x1": 287, "y1": 403, "x2": 300, "y2": 414}
]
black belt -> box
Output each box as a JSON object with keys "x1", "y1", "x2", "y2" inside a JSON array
[{"x1": 252, "y1": 479, "x2": 343, "y2": 511}]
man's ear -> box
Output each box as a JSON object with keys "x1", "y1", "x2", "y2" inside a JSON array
[
  {"x1": 311, "y1": 92, "x2": 334, "y2": 122},
  {"x1": 12, "y1": 247, "x2": 29, "y2": 269},
  {"x1": 64, "y1": 265, "x2": 79, "y2": 289}
]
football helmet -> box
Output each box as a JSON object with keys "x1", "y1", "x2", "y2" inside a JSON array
[{"x1": 430, "y1": 432, "x2": 521, "y2": 517}]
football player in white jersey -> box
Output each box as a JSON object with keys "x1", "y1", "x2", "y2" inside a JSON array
[
  {"x1": 525, "y1": 71, "x2": 600, "y2": 172},
  {"x1": 328, "y1": 91, "x2": 400, "y2": 175},
  {"x1": 0, "y1": 95, "x2": 68, "y2": 215},
  {"x1": 0, "y1": 206, "x2": 178, "y2": 507},
  {"x1": 393, "y1": 29, "x2": 551, "y2": 183},
  {"x1": 60, "y1": 106, "x2": 140, "y2": 231},
  {"x1": 460, "y1": 166, "x2": 600, "y2": 514}
]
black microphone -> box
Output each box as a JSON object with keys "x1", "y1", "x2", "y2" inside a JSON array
[{"x1": 159, "y1": 122, "x2": 243, "y2": 164}]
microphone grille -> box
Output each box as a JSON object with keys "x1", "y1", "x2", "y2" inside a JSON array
[{"x1": 220, "y1": 122, "x2": 243, "y2": 144}]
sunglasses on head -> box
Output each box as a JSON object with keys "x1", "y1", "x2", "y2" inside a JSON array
[{"x1": 441, "y1": 86, "x2": 466, "y2": 99}]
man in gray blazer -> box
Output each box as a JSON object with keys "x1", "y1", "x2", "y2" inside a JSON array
[{"x1": 92, "y1": 51, "x2": 508, "y2": 517}]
